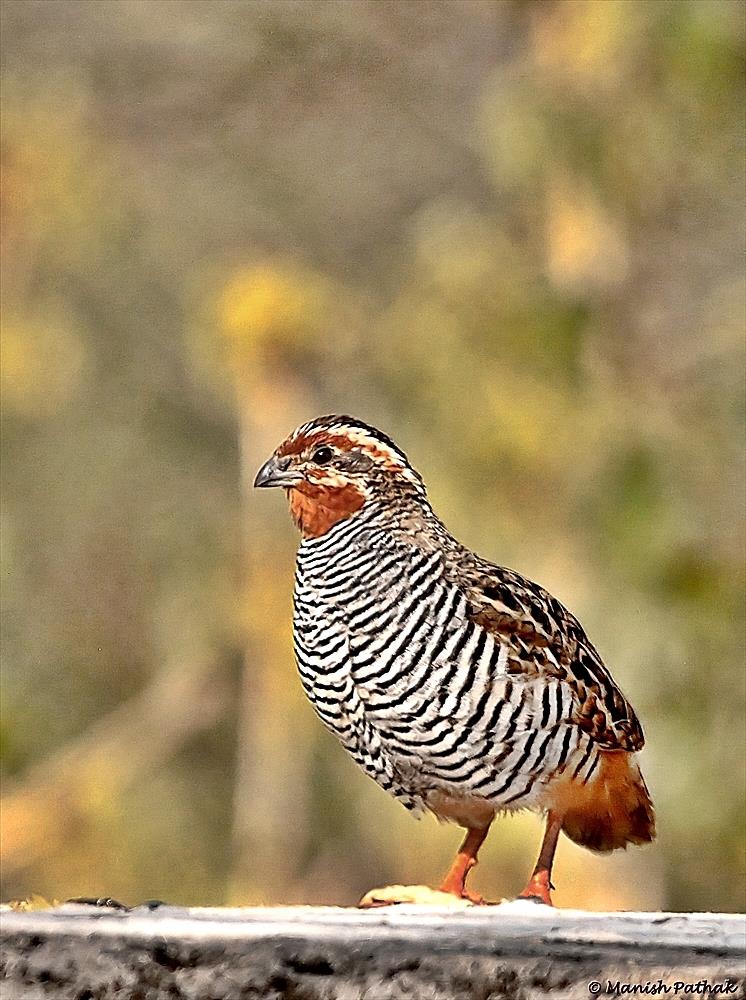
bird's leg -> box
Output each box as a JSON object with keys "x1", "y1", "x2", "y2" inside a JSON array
[
  {"x1": 518, "y1": 810, "x2": 563, "y2": 906},
  {"x1": 358, "y1": 825, "x2": 491, "y2": 908},
  {"x1": 438, "y1": 825, "x2": 490, "y2": 903}
]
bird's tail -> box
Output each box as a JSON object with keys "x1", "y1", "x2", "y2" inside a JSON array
[{"x1": 557, "y1": 751, "x2": 656, "y2": 853}]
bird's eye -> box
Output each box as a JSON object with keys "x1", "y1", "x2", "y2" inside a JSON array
[{"x1": 312, "y1": 446, "x2": 334, "y2": 465}]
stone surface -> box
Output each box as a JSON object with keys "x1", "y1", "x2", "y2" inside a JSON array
[{"x1": 1, "y1": 902, "x2": 744, "y2": 999}]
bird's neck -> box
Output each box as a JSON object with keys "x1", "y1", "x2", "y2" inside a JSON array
[
  {"x1": 289, "y1": 487, "x2": 439, "y2": 542},
  {"x1": 286, "y1": 482, "x2": 368, "y2": 538}
]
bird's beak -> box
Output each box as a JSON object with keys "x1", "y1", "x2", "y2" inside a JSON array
[{"x1": 253, "y1": 455, "x2": 301, "y2": 489}]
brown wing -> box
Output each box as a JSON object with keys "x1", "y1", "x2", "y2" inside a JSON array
[{"x1": 453, "y1": 563, "x2": 645, "y2": 752}]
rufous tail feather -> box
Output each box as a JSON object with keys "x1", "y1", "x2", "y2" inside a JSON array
[{"x1": 553, "y1": 751, "x2": 655, "y2": 853}]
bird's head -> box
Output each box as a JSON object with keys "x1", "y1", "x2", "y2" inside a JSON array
[{"x1": 254, "y1": 415, "x2": 426, "y2": 537}]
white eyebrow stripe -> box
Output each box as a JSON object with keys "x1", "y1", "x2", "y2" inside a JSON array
[
  {"x1": 338, "y1": 429, "x2": 404, "y2": 461},
  {"x1": 287, "y1": 419, "x2": 427, "y2": 492},
  {"x1": 292, "y1": 423, "x2": 405, "y2": 466}
]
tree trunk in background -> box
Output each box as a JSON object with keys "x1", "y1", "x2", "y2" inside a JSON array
[{"x1": 228, "y1": 389, "x2": 316, "y2": 905}]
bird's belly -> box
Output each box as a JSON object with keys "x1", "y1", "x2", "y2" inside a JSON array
[
  {"x1": 362, "y1": 662, "x2": 584, "y2": 815},
  {"x1": 293, "y1": 586, "x2": 583, "y2": 819}
]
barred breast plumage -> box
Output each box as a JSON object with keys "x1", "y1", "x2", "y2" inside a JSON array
[{"x1": 256, "y1": 415, "x2": 655, "y2": 906}]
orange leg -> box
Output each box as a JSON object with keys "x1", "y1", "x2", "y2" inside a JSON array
[
  {"x1": 518, "y1": 810, "x2": 563, "y2": 906},
  {"x1": 438, "y1": 825, "x2": 491, "y2": 904}
]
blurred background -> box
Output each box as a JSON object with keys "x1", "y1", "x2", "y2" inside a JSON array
[{"x1": 1, "y1": 0, "x2": 744, "y2": 914}]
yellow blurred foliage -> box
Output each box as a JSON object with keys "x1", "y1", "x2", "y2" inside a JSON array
[
  {"x1": 2, "y1": 96, "x2": 119, "y2": 262},
  {"x1": 546, "y1": 173, "x2": 629, "y2": 291},
  {"x1": 217, "y1": 263, "x2": 332, "y2": 376},
  {"x1": 0, "y1": 318, "x2": 87, "y2": 416},
  {"x1": 532, "y1": 0, "x2": 643, "y2": 93}
]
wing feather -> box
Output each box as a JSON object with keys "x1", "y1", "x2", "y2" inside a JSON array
[{"x1": 450, "y1": 562, "x2": 645, "y2": 752}]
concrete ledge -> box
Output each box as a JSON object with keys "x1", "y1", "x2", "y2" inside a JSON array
[{"x1": 1, "y1": 902, "x2": 744, "y2": 999}]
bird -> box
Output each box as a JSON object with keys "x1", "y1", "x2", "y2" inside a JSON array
[{"x1": 254, "y1": 415, "x2": 655, "y2": 907}]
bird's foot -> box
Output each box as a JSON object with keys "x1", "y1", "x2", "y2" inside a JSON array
[
  {"x1": 516, "y1": 870, "x2": 554, "y2": 907},
  {"x1": 358, "y1": 884, "x2": 478, "y2": 909},
  {"x1": 437, "y1": 878, "x2": 486, "y2": 905}
]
